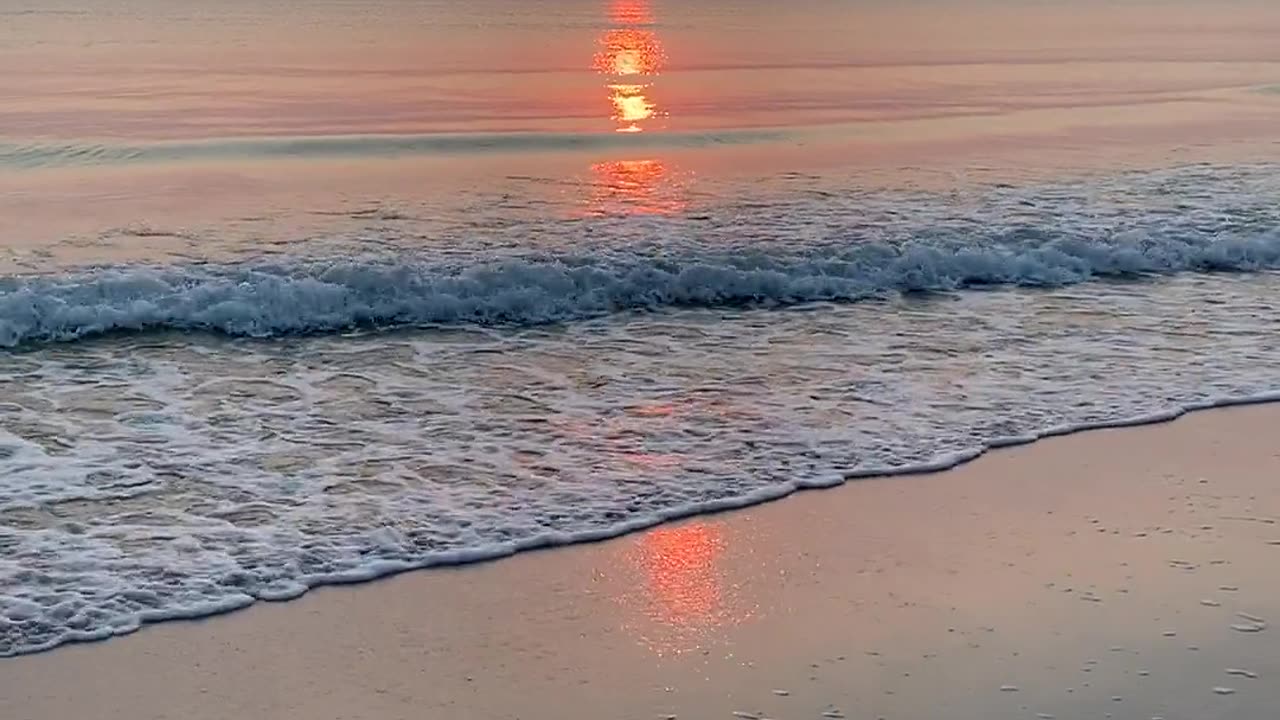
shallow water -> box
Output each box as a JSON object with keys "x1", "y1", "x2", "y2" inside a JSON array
[
  {"x1": 7, "y1": 267, "x2": 1280, "y2": 655},
  {"x1": 3, "y1": 0, "x2": 1280, "y2": 656}
]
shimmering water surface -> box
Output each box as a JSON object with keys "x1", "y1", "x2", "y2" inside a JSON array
[{"x1": 2, "y1": 0, "x2": 1280, "y2": 656}]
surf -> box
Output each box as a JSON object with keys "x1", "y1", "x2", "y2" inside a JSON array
[{"x1": 4, "y1": 224, "x2": 1280, "y2": 349}]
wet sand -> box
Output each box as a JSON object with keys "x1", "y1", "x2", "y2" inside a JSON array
[{"x1": 4, "y1": 403, "x2": 1279, "y2": 720}]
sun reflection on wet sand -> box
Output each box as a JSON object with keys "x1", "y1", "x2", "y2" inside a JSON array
[{"x1": 616, "y1": 522, "x2": 756, "y2": 656}]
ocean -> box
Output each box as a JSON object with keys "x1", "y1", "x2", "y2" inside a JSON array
[{"x1": 2, "y1": 0, "x2": 1280, "y2": 656}]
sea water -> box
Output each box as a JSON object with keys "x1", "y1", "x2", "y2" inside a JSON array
[{"x1": 3, "y1": 0, "x2": 1280, "y2": 655}]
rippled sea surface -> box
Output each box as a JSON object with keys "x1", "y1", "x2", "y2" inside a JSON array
[{"x1": 3, "y1": 0, "x2": 1280, "y2": 655}]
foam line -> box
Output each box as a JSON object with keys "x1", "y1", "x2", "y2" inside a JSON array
[{"x1": 5, "y1": 390, "x2": 1279, "y2": 658}]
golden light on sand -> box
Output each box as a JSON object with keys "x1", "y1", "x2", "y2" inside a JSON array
[
  {"x1": 641, "y1": 524, "x2": 724, "y2": 620},
  {"x1": 620, "y1": 522, "x2": 736, "y2": 656}
]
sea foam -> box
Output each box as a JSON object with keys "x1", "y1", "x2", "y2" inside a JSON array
[
  {"x1": 5, "y1": 163, "x2": 1280, "y2": 657},
  {"x1": 4, "y1": 227, "x2": 1280, "y2": 348},
  {"x1": 5, "y1": 269, "x2": 1280, "y2": 657}
]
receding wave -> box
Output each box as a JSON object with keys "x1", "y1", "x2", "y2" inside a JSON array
[
  {"x1": 4, "y1": 228, "x2": 1280, "y2": 348},
  {"x1": 0, "y1": 129, "x2": 786, "y2": 169}
]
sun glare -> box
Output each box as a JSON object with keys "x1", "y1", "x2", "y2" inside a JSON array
[{"x1": 594, "y1": 1, "x2": 664, "y2": 133}]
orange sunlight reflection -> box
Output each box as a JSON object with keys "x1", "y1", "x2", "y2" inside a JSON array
[
  {"x1": 619, "y1": 522, "x2": 744, "y2": 656},
  {"x1": 588, "y1": 159, "x2": 687, "y2": 215},
  {"x1": 583, "y1": 1, "x2": 686, "y2": 216},
  {"x1": 594, "y1": 1, "x2": 665, "y2": 132},
  {"x1": 594, "y1": 30, "x2": 664, "y2": 77},
  {"x1": 608, "y1": 84, "x2": 655, "y2": 132},
  {"x1": 610, "y1": 0, "x2": 654, "y2": 25}
]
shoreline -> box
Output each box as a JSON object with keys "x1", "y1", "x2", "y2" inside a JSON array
[
  {"x1": 5, "y1": 389, "x2": 1280, "y2": 661},
  {"x1": 6, "y1": 399, "x2": 1280, "y2": 719},
  {"x1": 0, "y1": 384, "x2": 1276, "y2": 661}
]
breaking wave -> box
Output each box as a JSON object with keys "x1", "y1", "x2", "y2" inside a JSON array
[{"x1": 4, "y1": 227, "x2": 1280, "y2": 348}]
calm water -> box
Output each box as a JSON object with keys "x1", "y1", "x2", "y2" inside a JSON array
[{"x1": 2, "y1": 0, "x2": 1280, "y2": 659}]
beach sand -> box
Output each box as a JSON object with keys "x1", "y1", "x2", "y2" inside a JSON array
[{"x1": 4, "y1": 403, "x2": 1280, "y2": 720}]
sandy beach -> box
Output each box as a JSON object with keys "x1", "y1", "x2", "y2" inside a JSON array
[{"x1": 3, "y1": 402, "x2": 1279, "y2": 720}]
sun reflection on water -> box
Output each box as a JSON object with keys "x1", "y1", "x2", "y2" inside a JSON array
[
  {"x1": 582, "y1": 1, "x2": 688, "y2": 216},
  {"x1": 594, "y1": 29, "x2": 664, "y2": 78},
  {"x1": 607, "y1": 84, "x2": 656, "y2": 132},
  {"x1": 588, "y1": 158, "x2": 687, "y2": 215},
  {"x1": 609, "y1": 0, "x2": 655, "y2": 25},
  {"x1": 594, "y1": 0, "x2": 665, "y2": 132}
]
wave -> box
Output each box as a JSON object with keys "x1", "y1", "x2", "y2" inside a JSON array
[
  {"x1": 4, "y1": 228, "x2": 1280, "y2": 348},
  {"x1": 0, "y1": 129, "x2": 786, "y2": 169},
  {"x1": 5, "y1": 388, "x2": 1280, "y2": 658}
]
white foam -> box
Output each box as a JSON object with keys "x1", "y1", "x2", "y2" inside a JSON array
[
  {"x1": 9, "y1": 384, "x2": 1280, "y2": 657},
  {"x1": 3, "y1": 220, "x2": 1280, "y2": 349},
  {"x1": 7, "y1": 253, "x2": 1280, "y2": 657}
]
